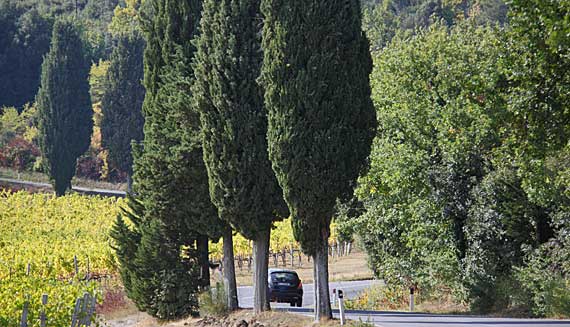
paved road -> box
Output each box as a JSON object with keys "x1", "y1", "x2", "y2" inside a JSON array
[
  {"x1": 278, "y1": 308, "x2": 570, "y2": 327},
  {"x1": 237, "y1": 279, "x2": 380, "y2": 309},
  {"x1": 238, "y1": 280, "x2": 570, "y2": 327},
  {"x1": 0, "y1": 177, "x2": 126, "y2": 197}
]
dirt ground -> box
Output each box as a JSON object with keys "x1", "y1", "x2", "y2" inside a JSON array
[
  {"x1": 102, "y1": 309, "x2": 367, "y2": 327},
  {"x1": 231, "y1": 250, "x2": 373, "y2": 286}
]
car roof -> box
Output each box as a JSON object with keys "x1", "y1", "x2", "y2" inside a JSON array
[{"x1": 268, "y1": 268, "x2": 298, "y2": 274}]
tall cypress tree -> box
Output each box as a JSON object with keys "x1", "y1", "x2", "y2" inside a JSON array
[
  {"x1": 193, "y1": 0, "x2": 288, "y2": 313},
  {"x1": 101, "y1": 31, "x2": 145, "y2": 190},
  {"x1": 261, "y1": 0, "x2": 377, "y2": 319},
  {"x1": 36, "y1": 18, "x2": 93, "y2": 196},
  {"x1": 111, "y1": 0, "x2": 233, "y2": 316}
]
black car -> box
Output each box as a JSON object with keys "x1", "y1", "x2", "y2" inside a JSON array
[{"x1": 268, "y1": 269, "x2": 303, "y2": 307}]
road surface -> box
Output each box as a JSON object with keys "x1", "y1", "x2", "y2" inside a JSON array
[
  {"x1": 237, "y1": 279, "x2": 379, "y2": 309},
  {"x1": 0, "y1": 177, "x2": 126, "y2": 197},
  {"x1": 238, "y1": 280, "x2": 570, "y2": 327}
]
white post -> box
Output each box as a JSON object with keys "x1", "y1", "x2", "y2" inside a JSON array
[
  {"x1": 409, "y1": 287, "x2": 414, "y2": 312},
  {"x1": 338, "y1": 290, "x2": 345, "y2": 326}
]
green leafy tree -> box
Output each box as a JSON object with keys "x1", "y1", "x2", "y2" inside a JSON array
[
  {"x1": 36, "y1": 18, "x2": 93, "y2": 196},
  {"x1": 354, "y1": 22, "x2": 509, "y2": 303},
  {"x1": 101, "y1": 31, "x2": 145, "y2": 190},
  {"x1": 193, "y1": 0, "x2": 289, "y2": 313},
  {"x1": 261, "y1": 0, "x2": 376, "y2": 319}
]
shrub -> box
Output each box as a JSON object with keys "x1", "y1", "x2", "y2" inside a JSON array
[
  {"x1": 0, "y1": 137, "x2": 40, "y2": 171},
  {"x1": 198, "y1": 282, "x2": 229, "y2": 317}
]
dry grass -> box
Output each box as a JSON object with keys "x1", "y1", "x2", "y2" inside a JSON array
[
  {"x1": 230, "y1": 250, "x2": 373, "y2": 287},
  {"x1": 102, "y1": 309, "x2": 369, "y2": 327},
  {"x1": 186, "y1": 310, "x2": 372, "y2": 327}
]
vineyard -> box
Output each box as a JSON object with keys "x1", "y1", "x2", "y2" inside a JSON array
[
  {"x1": 0, "y1": 191, "x2": 121, "y2": 326},
  {"x1": 0, "y1": 191, "x2": 342, "y2": 325}
]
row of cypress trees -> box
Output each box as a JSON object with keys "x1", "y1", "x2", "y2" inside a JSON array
[
  {"x1": 112, "y1": 0, "x2": 376, "y2": 321},
  {"x1": 35, "y1": 15, "x2": 145, "y2": 197},
  {"x1": 34, "y1": 0, "x2": 374, "y2": 321}
]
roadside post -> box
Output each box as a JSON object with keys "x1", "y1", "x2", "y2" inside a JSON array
[
  {"x1": 338, "y1": 289, "x2": 345, "y2": 325},
  {"x1": 332, "y1": 288, "x2": 337, "y2": 308},
  {"x1": 409, "y1": 287, "x2": 414, "y2": 312}
]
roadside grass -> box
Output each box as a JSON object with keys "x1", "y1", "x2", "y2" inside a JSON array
[
  {"x1": 0, "y1": 167, "x2": 126, "y2": 191},
  {"x1": 345, "y1": 284, "x2": 468, "y2": 315},
  {"x1": 229, "y1": 250, "x2": 373, "y2": 287}
]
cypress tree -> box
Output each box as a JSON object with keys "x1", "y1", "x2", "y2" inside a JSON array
[
  {"x1": 111, "y1": 0, "x2": 233, "y2": 316},
  {"x1": 136, "y1": 0, "x2": 226, "y2": 273},
  {"x1": 193, "y1": 0, "x2": 288, "y2": 313},
  {"x1": 261, "y1": 0, "x2": 377, "y2": 319},
  {"x1": 101, "y1": 31, "x2": 145, "y2": 190},
  {"x1": 111, "y1": 195, "x2": 201, "y2": 319},
  {"x1": 36, "y1": 18, "x2": 93, "y2": 196}
]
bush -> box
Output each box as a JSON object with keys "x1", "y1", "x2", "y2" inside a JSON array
[
  {"x1": 516, "y1": 241, "x2": 570, "y2": 318},
  {"x1": 198, "y1": 282, "x2": 229, "y2": 317},
  {"x1": 0, "y1": 137, "x2": 40, "y2": 171}
]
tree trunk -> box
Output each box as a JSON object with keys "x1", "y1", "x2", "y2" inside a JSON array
[
  {"x1": 197, "y1": 234, "x2": 210, "y2": 290},
  {"x1": 126, "y1": 173, "x2": 133, "y2": 193},
  {"x1": 314, "y1": 227, "x2": 332, "y2": 320},
  {"x1": 253, "y1": 228, "x2": 271, "y2": 313},
  {"x1": 223, "y1": 227, "x2": 238, "y2": 310}
]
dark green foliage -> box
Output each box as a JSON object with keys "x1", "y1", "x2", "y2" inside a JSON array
[
  {"x1": 113, "y1": 0, "x2": 224, "y2": 318},
  {"x1": 193, "y1": 0, "x2": 288, "y2": 240},
  {"x1": 261, "y1": 0, "x2": 376, "y2": 255},
  {"x1": 111, "y1": 196, "x2": 201, "y2": 319},
  {"x1": 101, "y1": 31, "x2": 145, "y2": 176},
  {"x1": 36, "y1": 18, "x2": 93, "y2": 196},
  {"x1": 0, "y1": 2, "x2": 52, "y2": 109},
  {"x1": 463, "y1": 169, "x2": 539, "y2": 313},
  {"x1": 135, "y1": 0, "x2": 222, "y2": 240}
]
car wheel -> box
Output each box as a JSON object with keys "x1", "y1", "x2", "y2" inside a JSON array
[
  {"x1": 290, "y1": 301, "x2": 296, "y2": 307},
  {"x1": 296, "y1": 299, "x2": 302, "y2": 307}
]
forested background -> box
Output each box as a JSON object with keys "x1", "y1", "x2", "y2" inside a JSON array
[{"x1": 1, "y1": 0, "x2": 569, "y2": 318}]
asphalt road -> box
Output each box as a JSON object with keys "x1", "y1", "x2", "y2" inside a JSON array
[
  {"x1": 238, "y1": 280, "x2": 570, "y2": 327},
  {"x1": 237, "y1": 279, "x2": 380, "y2": 309}
]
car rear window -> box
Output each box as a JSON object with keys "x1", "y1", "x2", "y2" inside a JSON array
[{"x1": 270, "y1": 272, "x2": 298, "y2": 282}]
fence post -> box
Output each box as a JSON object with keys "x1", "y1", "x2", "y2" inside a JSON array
[
  {"x1": 40, "y1": 294, "x2": 48, "y2": 327},
  {"x1": 86, "y1": 256, "x2": 90, "y2": 280},
  {"x1": 70, "y1": 297, "x2": 82, "y2": 327},
  {"x1": 26, "y1": 263, "x2": 31, "y2": 276},
  {"x1": 338, "y1": 290, "x2": 345, "y2": 326},
  {"x1": 74, "y1": 255, "x2": 79, "y2": 278},
  {"x1": 86, "y1": 294, "x2": 96, "y2": 326},
  {"x1": 20, "y1": 301, "x2": 29, "y2": 327}
]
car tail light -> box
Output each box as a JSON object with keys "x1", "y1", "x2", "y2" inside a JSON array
[{"x1": 298, "y1": 281, "x2": 303, "y2": 289}]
